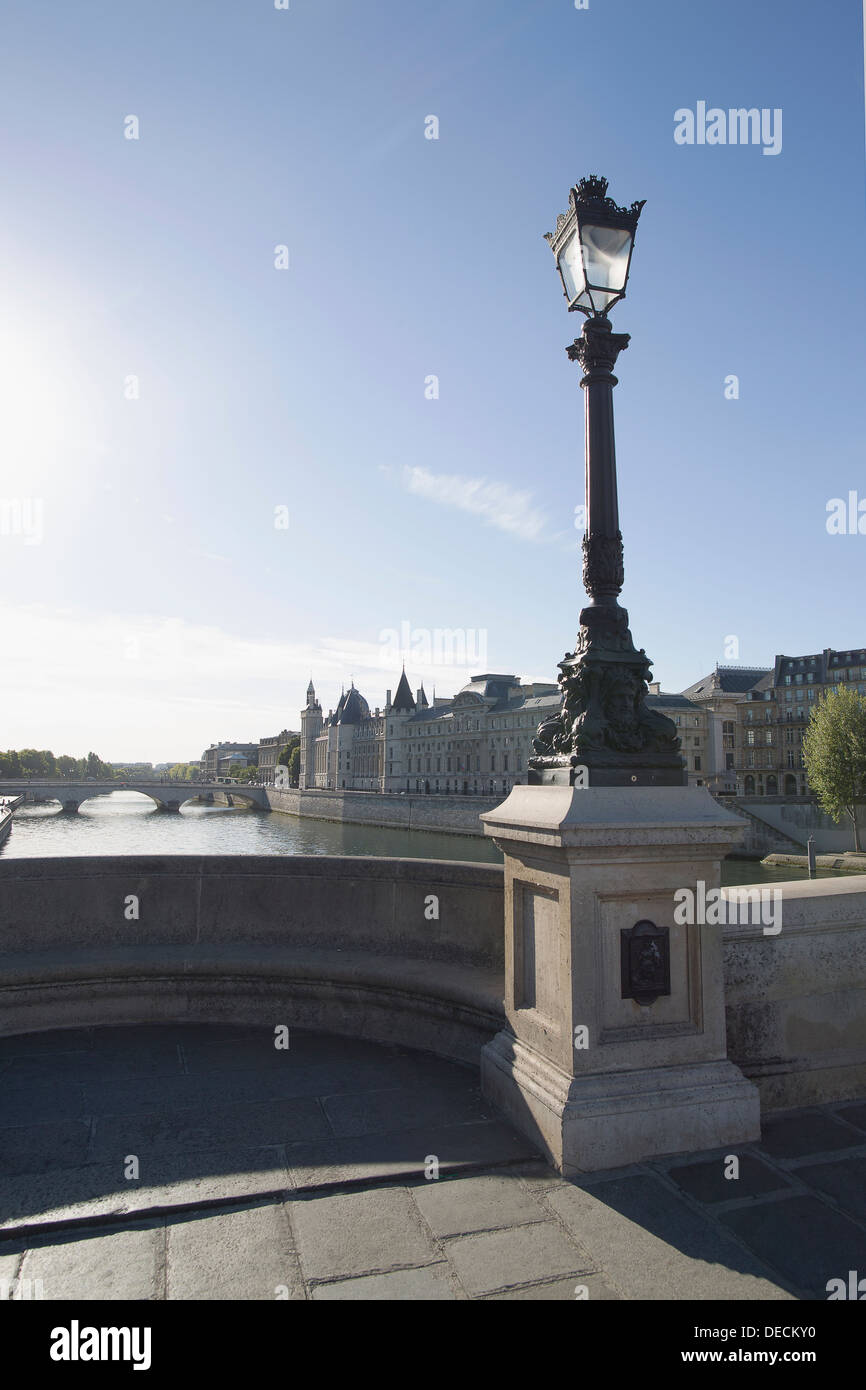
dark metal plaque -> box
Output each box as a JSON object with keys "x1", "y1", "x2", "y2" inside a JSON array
[{"x1": 621, "y1": 919, "x2": 670, "y2": 1006}]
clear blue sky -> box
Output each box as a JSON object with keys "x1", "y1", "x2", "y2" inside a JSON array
[{"x1": 1, "y1": 0, "x2": 864, "y2": 760}]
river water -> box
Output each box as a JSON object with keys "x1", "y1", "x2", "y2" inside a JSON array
[{"x1": 0, "y1": 790, "x2": 840, "y2": 886}]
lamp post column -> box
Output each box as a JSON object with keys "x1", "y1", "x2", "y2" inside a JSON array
[{"x1": 570, "y1": 317, "x2": 630, "y2": 610}]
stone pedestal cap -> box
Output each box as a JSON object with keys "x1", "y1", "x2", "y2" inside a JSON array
[{"x1": 481, "y1": 785, "x2": 746, "y2": 856}]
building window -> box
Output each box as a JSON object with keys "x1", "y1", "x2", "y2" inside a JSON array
[{"x1": 694, "y1": 756, "x2": 701, "y2": 771}]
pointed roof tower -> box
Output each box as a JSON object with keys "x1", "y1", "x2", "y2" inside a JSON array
[
  {"x1": 391, "y1": 669, "x2": 417, "y2": 712},
  {"x1": 418, "y1": 684, "x2": 429, "y2": 708}
]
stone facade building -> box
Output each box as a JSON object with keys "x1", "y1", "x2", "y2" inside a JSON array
[
  {"x1": 645, "y1": 687, "x2": 709, "y2": 788},
  {"x1": 257, "y1": 729, "x2": 300, "y2": 786},
  {"x1": 200, "y1": 741, "x2": 259, "y2": 779},
  {"x1": 297, "y1": 648, "x2": 866, "y2": 798},
  {"x1": 300, "y1": 671, "x2": 559, "y2": 795},
  {"x1": 683, "y1": 650, "x2": 866, "y2": 796}
]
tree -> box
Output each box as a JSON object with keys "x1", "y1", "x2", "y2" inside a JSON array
[
  {"x1": 278, "y1": 736, "x2": 300, "y2": 767},
  {"x1": 57, "y1": 755, "x2": 77, "y2": 778},
  {"x1": 18, "y1": 749, "x2": 47, "y2": 777},
  {"x1": 0, "y1": 750, "x2": 21, "y2": 778},
  {"x1": 801, "y1": 686, "x2": 866, "y2": 853},
  {"x1": 288, "y1": 746, "x2": 300, "y2": 787}
]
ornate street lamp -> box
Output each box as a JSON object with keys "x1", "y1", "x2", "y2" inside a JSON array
[{"x1": 529, "y1": 176, "x2": 684, "y2": 787}]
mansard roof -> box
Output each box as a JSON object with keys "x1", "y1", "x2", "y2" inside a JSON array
[{"x1": 682, "y1": 666, "x2": 771, "y2": 699}]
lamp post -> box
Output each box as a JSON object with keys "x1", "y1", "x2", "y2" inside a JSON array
[{"x1": 529, "y1": 175, "x2": 684, "y2": 788}]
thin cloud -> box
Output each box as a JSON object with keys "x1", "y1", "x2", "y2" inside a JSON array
[{"x1": 402, "y1": 466, "x2": 548, "y2": 542}]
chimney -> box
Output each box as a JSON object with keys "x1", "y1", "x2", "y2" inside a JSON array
[
  {"x1": 648, "y1": 681, "x2": 660, "y2": 695},
  {"x1": 385, "y1": 689, "x2": 391, "y2": 708}
]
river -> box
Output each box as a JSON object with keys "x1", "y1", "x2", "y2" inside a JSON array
[{"x1": 0, "y1": 790, "x2": 842, "y2": 885}]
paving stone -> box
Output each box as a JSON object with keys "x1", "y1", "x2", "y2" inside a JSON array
[
  {"x1": 292, "y1": 1186, "x2": 439, "y2": 1280},
  {"x1": 547, "y1": 1176, "x2": 794, "y2": 1301},
  {"x1": 0, "y1": 1078, "x2": 88, "y2": 1124},
  {"x1": 0, "y1": 1120, "x2": 91, "y2": 1176},
  {"x1": 795, "y1": 1156, "x2": 866, "y2": 1221},
  {"x1": 665, "y1": 1152, "x2": 793, "y2": 1204},
  {"x1": 19, "y1": 1224, "x2": 160, "y2": 1300},
  {"x1": 181, "y1": 1032, "x2": 401, "y2": 1074},
  {"x1": 0, "y1": 1145, "x2": 291, "y2": 1230},
  {"x1": 837, "y1": 1103, "x2": 866, "y2": 1134},
  {"x1": 286, "y1": 1121, "x2": 539, "y2": 1189},
  {"x1": 322, "y1": 1083, "x2": 492, "y2": 1138},
  {"x1": 758, "y1": 1111, "x2": 866, "y2": 1161},
  {"x1": 0, "y1": 1246, "x2": 23, "y2": 1296},
  {"x1": 167, "y1": 1202, "x2": 303, "y2": 1300},
  {"x1": 444, "y1": 1221, "x2": 587, "y2": 1296},
  {"x1": 89, "y1": 1096, "x2": 329, "y2": 1161},
  {"x1": 411, "y1": 1171, "x2": 548, "y2": 1237},
  {"x1": 312, "y1": 1264, "x2": 455, "y2": 1300},
  {"x1": 480, "y1": 1272, "x2": 621, "y2": 1301},
  {"x1": 0, "y1": 1029, "x2": 94, "y2": 1058},
  {"x1": 2, "y1": 1043, "x2": 184, "y2": 1084},
  {"x1": 719, "y1": 1196, "x2": 866, "y2": 1298},
  {"x1": 81, "y1": 1057, "x2": 420, "y2": 1116}
]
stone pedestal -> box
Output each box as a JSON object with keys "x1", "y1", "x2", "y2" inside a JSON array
[{"x1": 480, "y1": 785, "x2": 760, "y2": 1175}]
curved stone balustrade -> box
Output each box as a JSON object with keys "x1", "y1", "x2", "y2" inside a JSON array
[
  {"x1": 1, "y1": 853, "x2": 864, "y2": 1104},
  {"x1": 0, "y1": 855, "x2": 505, "y2": 1063}
]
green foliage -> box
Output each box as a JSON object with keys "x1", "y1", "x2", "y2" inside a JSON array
[
  {"x1": 0, "y1": 750, "x2": 115, "y2": 780},
  {"x1": 287, "y1": 747, "x2": 300, "y2": 787},
  {"x1": 167, "y1": 763, "x2": 199, "y2": 781},
  {"x1": 801, "y1": 687, "x2": 866, "y2": 852},
  {"x1": 278, "y1": 736, "x2": 300, "y2": 769}
]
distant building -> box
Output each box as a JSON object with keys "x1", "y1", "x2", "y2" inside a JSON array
[
  {"x1": 257, "y1": 729, "x2": 300, "y2": 786},
  {"x1": 296, "y1": 647, "x2": 866, "y2": 799},
  {"x1": 201, "y1": 742, "x2": 259, "y2": 779},
  {"x1": 645, "y1": 687, "x2": 709, "y2": 788},
  {"x1": 682, "y1": 650, "x2": 866, "y2": 796},
  {"x1": 300, "y1": 671, "x2": 560, "y2": 795}
]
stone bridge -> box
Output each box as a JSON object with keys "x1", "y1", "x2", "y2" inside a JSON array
[{"x1": 0, "y1": 779, "x2": 268, "y2": 814}]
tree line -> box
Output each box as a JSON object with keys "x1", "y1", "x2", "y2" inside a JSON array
[{"x1": 0, "y1": 750, "x2": 115, "y2": 779}]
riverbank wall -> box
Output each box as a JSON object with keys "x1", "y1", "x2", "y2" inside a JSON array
[{"x1": 266, "y1": 787, "x2": 501, "y2": 837}]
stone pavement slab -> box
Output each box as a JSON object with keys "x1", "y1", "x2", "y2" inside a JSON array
[
  {"x1": 285, "y1": 1119, "x2": 538, "y2": 1190},
  {"x1": 479, "y1": 1272, "x2": 621, "y2": 1300},
  {"x1": 0, "y1": 1145, "x2": 291, "y2": 1230},
  {"x1": 411, "y1": 1171, "x2": 549, "y2": 1237},
  {"x1": 0, "y1": 1120, "x2": 91, "y2": 1176},
  {"x1": 166, "y1": 1203, "x2": 303, "y2": 1301},
  {"x1": 719, "y1": 1195, "x2": 866, "y2": 1298},
  {"x1": 443, "y1": 1221, "x2": 590, "y2": 1297},
  {"x1": 88, "y1": 1095, "x2": 330, "y2": 1161},
  {"x1": 664, "y1": 1151, "x2": 794, "y2": 1204},
  {"x1": 795, "y1": 1155, "x2": 866, "y2": 1221},
  {"x1": 18, "y1": 1224, "x2": 160, "y2": 1300},
  {"x1": 320, "y1": 1081, "x2": 492, "y2": 1138},
  {"x1": 1, "y1": 1025, "x2": 864, "y2": 1301},
  {"x1": 311, "y1": 1264, "x2": 455, "y2": 1300},
  {"x1": 546, "y1": 1175, "x2": 795, "y2": 1301},
  {"x1": 291, "y1": 1187, "x2": 440, "y2": 1281},
  {"x1": 759, "y1": 1110, "x2": 866, "y2": 1160}
]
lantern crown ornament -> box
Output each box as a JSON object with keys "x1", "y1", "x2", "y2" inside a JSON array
[{"x1": 544, "y1": 175, "x2": 646, "y2": 317}]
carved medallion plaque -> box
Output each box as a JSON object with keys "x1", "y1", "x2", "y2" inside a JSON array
[{"x1": 620, "y1": 919, "x2": 670, "y2": 1006}]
